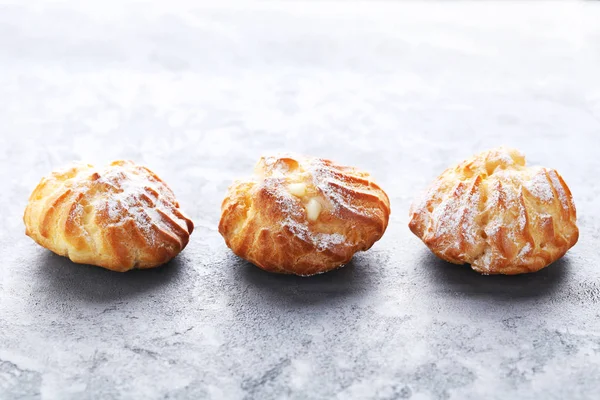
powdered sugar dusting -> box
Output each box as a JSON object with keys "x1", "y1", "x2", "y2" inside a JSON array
[
  {"x1": 262, "y1": 156, "x2": 289, "y2": 177},
  {"x1": 73, "y1": 162, "x2": 185, "y2": 244},
  {"x1": 309, "y1": 159, "x2": 367, "y2": 218},
  {"x1": 276, "y1": 189, "x2": 348, "y2": 251},
  {"x1": 494, "y1": 150, "x2": 517, "y2": 167},
  {"x1": 257, "y1": 156, "x2": 366, "y2": 250},
  {"x1": 429, "y1": 179, "x2": 481, "y2": 245},
  {"x1": 412, "y1": 147, "x2": 576, "y2": 273},
  {"x1": 431, "y1": 183, "x2": 465, "y2": 238},
  {"x1": 106, "y1": 198, "x2": 121, "y2": 220},
  {"x1": 484, "y1": 220, "x2": 501, "y2": 238},
  {"x1": 518, "y1": 243, "x2": 532, "y2": 259},
  {"x1": 461, "y1": 191, "x2": 480, "y2": 245},
  {"x1": 314, "y1": 233, "x2": 346, "y2": 249},
  {"x1": 540, "y1": 214, "x2": 552, "y2": 227},
  {"x1": 525, "y1": 169, "x2": 554, "y2": 202},
  {"x1": 547, "y1": 170, "x2": 570, "y2": 210},
  {"x1": 99, "y1": 170, "x2": 156, "y2": 242},
  {"x1": 518, "y1": 204, "x2": 527, "y2": 230},
  {"x1": 70, "y1": 202, "x2": 89, "y2": 238},
  {"x1": 478, "y1": 249, "x2": 493, "y2": 273}
]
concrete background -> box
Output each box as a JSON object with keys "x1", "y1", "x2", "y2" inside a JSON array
[{"x1": 1, "y1": 1, "x2": 599, "y2": 399}]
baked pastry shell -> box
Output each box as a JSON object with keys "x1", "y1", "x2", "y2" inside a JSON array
[
  {"x1": 408, "y1": 148, "x2": 578, "y2": 275},
  {"x1": 24, "y1": 161, "x2": 194, "y2": 272},
  {"x1": 219, "y1": 156, "x2": 391, "y2": 276}
]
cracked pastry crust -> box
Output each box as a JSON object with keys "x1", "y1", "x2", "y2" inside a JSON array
[
  {"x1": 409, "y1": 147, "x2": 578, "y2": 275},
  {"x1": 219, "y1": 155, "x2": 391, "y2": 276},
  {"x1": 24, "y1": 161, "x2": 194, "y2": 272}
]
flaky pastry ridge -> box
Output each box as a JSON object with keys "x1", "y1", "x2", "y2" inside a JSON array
[
  {"x1": 219, "y1": 155, "x2": 391, "y2": 276},
  {"x1": 409, "y1": 147, "x2": 578, "y2": 274},
  {"x1": 24, "y1": 161, "x2": 194, "y2": 272}
]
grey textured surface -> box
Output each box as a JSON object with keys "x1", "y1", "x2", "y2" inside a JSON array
[{"x1": 1, "y1": 1, "x2": 600, "y2": 399}]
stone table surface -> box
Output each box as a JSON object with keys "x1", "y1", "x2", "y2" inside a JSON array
[{"x1": 1, "y1": 1, "x2": 600, "y2": 399}]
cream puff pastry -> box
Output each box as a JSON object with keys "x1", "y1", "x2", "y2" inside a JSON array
[
  {"x1": 219, "y1": 155, "x2": 391, "y2": 276},
  {"x1": 24, "y1": 161, "x2": 194, "y2": 272},
  {"x1": 409, "y1": 147, "x2": 578, "y2": 274}
]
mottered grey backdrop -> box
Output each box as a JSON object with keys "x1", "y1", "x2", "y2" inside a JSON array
[{"x1": 1, "y1": 1, "x2": 599, "y2": 399}]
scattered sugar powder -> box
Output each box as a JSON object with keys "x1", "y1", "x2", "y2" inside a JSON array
[
  {"x1": 261, "y1": 156, "x2": 289, "y2": 178},
  {"x1": 431, "y1": 180, "x2": 481, "y2": 245},
  {"x1": 517, "y1": 201, "x2": 527, "y2": 230},
  {"x1": 90, "y1": 165, "x2": 183, "y2": 244},
  {"x1": 314, "y1": 233, "x2": 346, "y2": 250},
  {"x1": 423, "y1": 158, "x2": 563, "y2": 269},
  {"x1": 547, "y1": 170, "x2": 570, "y2": 210},
  {"x1": 309, "y1": 159, "x2": 367, "y2": 218},
  {"x1": 494, "y1": 150, "x2": 517, "y2": 167},
  {"x1": 106, "y1": 198, "x2": 121, "y2": 220},
  {"x1": 461, "y1": 191, "x2": 480, "y2": 244},
  {"x1": 477, "y1": 249, "x2": 493, "y2": 272},
  {"x1": 539, "y1": 214, "x2": 552, "y2": 227},
  {"x1": 525, "y1": 169, "x2": 554, "y2": 202},
  {"x1": 431, "y1": 182, "x2": 467, "y2": 238},
  {"x1": 258, "y1": 157, "x2": 358, "y2": 251},
  {"x1": 274, "y1": 184, "x2": 348, "y2": 251},
  {"x1": 484, "y1": 220, "x2": 501, "y2": 238},
  {"x1": 263, "y1": 156, "x2": 277, "y2": 167},
  {"x1": 69, "y1": 202, "x2": 89, "y2": 238},
  {"x1": 517, "y1": 243, "x2": 532, "y2": 260},
  {"x1": 285, "y1": 218, "x2": 347, "y2": 251}
]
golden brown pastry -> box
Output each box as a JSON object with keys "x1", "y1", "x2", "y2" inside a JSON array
[
  {"x1": 24, "y1": 161, "x2": 194, "y2": 272},
  {"x1": 219, "y1": 155, "x2": 391, "y2": 276},
  {"x1": 409, "y1": 147, "x2": 578, "y2": 275}
]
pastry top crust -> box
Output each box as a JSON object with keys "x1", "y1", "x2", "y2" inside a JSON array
[
  {"x1": 409, "y1": 147, "x2": 578, "y2": 274},
  {"x1": 219, "y1": 155, "x2": 391, "y2": 276},
  {"x1": 24, "y1": 160, "x2": 194, "y2": 272}
]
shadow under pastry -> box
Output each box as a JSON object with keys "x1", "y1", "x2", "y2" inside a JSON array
[
  {"x1": 420, "y1": 249, "x2": 570, "y2": 300},
  {"x1": 33, "y1": 250, "x2": 185, "y2": 302},
  {"x1": 230, "y1": 252, "x2": 381, "y2": 308}
]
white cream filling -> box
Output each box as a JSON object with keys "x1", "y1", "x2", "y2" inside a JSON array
[
  {"x1": 288, "y1": 182, "x2": 307, "y2": 197},
  {"x1": 305, "y1": 198, "x2": 322, "y2": 221}
]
